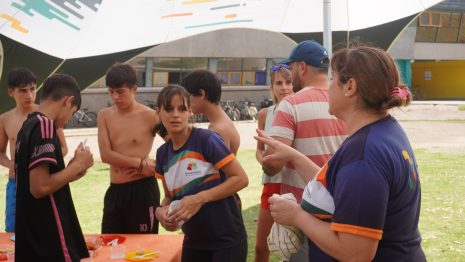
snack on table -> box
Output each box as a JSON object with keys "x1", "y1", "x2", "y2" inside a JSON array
[
  {"x1": 85, "y1": 236, "x2": 102, "y2": 251},
  {"x1": 0, "y1": 244, "x2": 14, "y2": 261}
]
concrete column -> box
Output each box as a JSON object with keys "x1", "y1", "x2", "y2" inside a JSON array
[
  {"x1": 208, "y1": 58, "x2": 218, "y2": 73},
  {"x1": 405, "y1": 60, "x2": 412, "y2": 89},
  {"x1": 145, "y1": 57, "x2": 154, "y2": 87},
  {"x1": 265, "y1": 58, "x2": 273, "y2": 85},
  {"x1": 396, "y1": 59, "x2": 412, "y2": 89}
]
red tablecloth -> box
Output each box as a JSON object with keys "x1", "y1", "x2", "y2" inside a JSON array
[{"x1": 0, "y1": 233, "x2": 183, "y2": 262}]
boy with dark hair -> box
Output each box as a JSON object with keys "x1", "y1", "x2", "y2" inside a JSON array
[
  {"x1": 0, "y1": 68, "x2": 68, "y2": 232},
  {"x1": 6, "y1": 67, "x2": 37, "y2": 88},
  {"x1": 105, "y1": 62, "x2": 138, "y2": 87},
  {"x1": 15, "y1": 73, "x2": 93, "y2": 261},
  {"x1": 181, "y1": 69, "x2": 240, "y2": 155},
  {"x1": 98, "y1": 62, "x2": 160, "y2": 234},
  {"x1": 182, "y1": 69, "x2": 222, "y2": 104}
]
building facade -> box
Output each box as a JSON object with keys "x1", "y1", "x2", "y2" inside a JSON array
[
  {"x1": 81, "y1": 0, "x2": 465, "y2": 113},
  {"x1": 81, "y1": 28, "x2": 294, "y2": 113},
  {"x1": 390, "y1": 0, "x2": 465, "y2": 100}
]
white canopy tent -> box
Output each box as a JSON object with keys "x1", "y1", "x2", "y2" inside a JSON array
[
  {"x1": 0, "y1": 0, "x2": 443, "y2": 112},
  {"x1": 0, "y1": 0, "x2": 443, "y2": 59}
]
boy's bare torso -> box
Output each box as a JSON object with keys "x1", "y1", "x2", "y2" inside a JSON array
[
  {"x1": 208, "y1": 115, "x2": 240, "y2": 155},
  {"x1": 1, "y1": 106, "x2": 37, "y2": 177},
  {"x1": 100, "y1": 104, "x2": 157, "y2": 184}
]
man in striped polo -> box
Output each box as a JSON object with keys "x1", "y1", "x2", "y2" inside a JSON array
[{"x1": 263, "y1": 40, "x2": 347, "y2": 261}]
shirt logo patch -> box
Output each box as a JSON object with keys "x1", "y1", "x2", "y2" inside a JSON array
[
  {"x1": 185, "y1": 162, "x2": 200, "y2": 176},
  {"x1": 31, "y1": 143, "x2": 55, "y2": 159},
  {"x1": 187, "y1": 162, "x2": 197, "y2": 171},
  {"x1": 402, "y1": 150, "x2": 418, "y2": 189}
]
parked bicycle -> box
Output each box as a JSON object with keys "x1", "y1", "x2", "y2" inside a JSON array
[
  {"x1": 237, "y1": 99, "x2": 258, "y2": 120},
  {"x1": 221, "y1": 100, "x2": 241, "y2": 121},
  {"x1": 260, "y1": 97, "x2": 274, "y2": 110},
  {"x1": 66, "y1": 108, "x2": 97, "y2": 128}
]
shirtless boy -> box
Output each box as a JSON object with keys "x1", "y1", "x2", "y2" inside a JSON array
[
  {"x1": 97, "y1": 63, "x2": 160, "y2": 234},
  {"x1": 180, "y1": 69, "x2": 240, "y2": 155},
  {"x1": 0, "y1": 68, "x2": 68, "y2": 232},
  {"x1": 181, "y1": 69, "x2": 243, "y2": 207}
]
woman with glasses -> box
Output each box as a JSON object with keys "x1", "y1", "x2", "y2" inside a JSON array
[
  {"x1": 257, "y1": 46, "x2": 425, "y2": 261},
  {"x1": 255, "y1": 64, "x2": 293, "y2": 262}
]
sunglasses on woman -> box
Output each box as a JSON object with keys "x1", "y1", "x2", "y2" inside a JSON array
[{"x1": 271, "y1": 64, "x2": 290, "y2": 71}]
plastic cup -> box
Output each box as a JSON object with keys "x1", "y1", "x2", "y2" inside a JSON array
[
  {"x1": 110, "y1": 244, "x2": 125, "y2": 259},
  {"x1": 168, "y1": 200, "x2": 181, "y2": 215},
  {"x1": 169, "y1": 200, "x2": 185, "y2": 227}
]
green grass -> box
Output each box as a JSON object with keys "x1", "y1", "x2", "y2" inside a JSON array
[
  {"x1": 0, "y1": 149, "x2": 464, "y2": 261},
  {"x1": 415, "y1": 149, "x2": 465, "y2": 261},
  {"x1": 458, "y1": 105, "x2": 465, "y2": 111}
]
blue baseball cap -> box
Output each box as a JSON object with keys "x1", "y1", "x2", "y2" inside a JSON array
[{"x1": 278, "y1": 40, "x2": 329, "y2": 68}]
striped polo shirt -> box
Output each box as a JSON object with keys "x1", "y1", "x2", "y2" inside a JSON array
[{"x1": 268, "y1": 87, "x2": 347, "y2": 203}]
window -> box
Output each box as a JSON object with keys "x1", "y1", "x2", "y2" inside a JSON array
[
  {"x1": 437, "y1": 13, "x2": 461, "y2": 43},
  {"x1": 217, "y1": 72, "x2": 229, "y2": 85},
  {"x1": 217, "y1": 58, "x2": 241, "y2": 86},
  {"x1": 181, "y1": 58, "x2": 208, "y2": 71},
  {"x1": 229, "y1": 72, "x2": 241, "y2": 85},
  {"x1": 416, "y1": 26, "x2": 438, "y2": 42},
  {"x1": 418, "y1": 11, "x2": 442, "y2": 27},
  {"x1": 151, "y1": 58, "x2": 207, "y2": 85},
  {"x1": 242, "y1": 72, "x2": 256, "y2": 85},
  {"x1": 255, "y1": 71, "x2": 266, "y2": 85},
  {"x1": 217, "y1": 58, "x2": 242, "y2": 71},
  {"x1": 168, "y1": 72, "x2": 181, "y2": 84},
  {"x1": 416, "y1": 11, "x2": 465, "y2": 43},
  {"x1": 217, "y1": 58, "x2": 267, "y2": 86},
  {"x1": 154, "y1": 58, "x2": 181, "y2": 71},
  {"x1": 128, "y1": 57, "x2": 146, "y2": 87},
  {"x1": 242, "y1": 58, "x2": 266, "y2": 71},
  {"x1": 179, "y1": 58, "x2": 208, "y2": 81},
  {"x1": 152, "y1": 72, "x2": 168, "y2": 86},
  {"x1": 217, "y1": 72, "x2": 243, "y2": 86}
]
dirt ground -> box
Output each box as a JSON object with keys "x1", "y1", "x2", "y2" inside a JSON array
[
  {"x1": 235, "y1": 104, "x2": 465, "y2": 153},
  {"x1": 389, "y1": 104, "x2": 465, "y2": 153}
]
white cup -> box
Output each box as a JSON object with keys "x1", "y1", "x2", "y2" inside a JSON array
[
  {"x1": 169, "y1": 200, "x2": 185, "y2": 227},
  {"x1": 110, "y1": 244, "x2": 125, "y2": 259}
]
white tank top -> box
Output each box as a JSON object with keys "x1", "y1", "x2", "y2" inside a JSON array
[{"x1": 262, "y1": 105, "x2": 283, "y2": 184}]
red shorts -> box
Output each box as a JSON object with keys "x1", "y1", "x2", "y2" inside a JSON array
[{"x1": 260, "y1": 183, "x2": 281, "y2": 210}]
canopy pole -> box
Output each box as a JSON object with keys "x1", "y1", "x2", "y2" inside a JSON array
[{"x1": 323, "y1": 0, "x2": 332, "y2": 58}]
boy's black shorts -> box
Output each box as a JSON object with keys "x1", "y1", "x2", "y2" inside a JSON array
[{"x1": 102, "y1": 176, "x2": 160, "y2": 234}]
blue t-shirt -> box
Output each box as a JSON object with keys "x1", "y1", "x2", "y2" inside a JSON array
[
  {"x1": 155, "y1": 127, "x2": 247, "y2": 250},
  {"x1": 301, "y1": 116, "x2": 425, "y2": 261}
]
